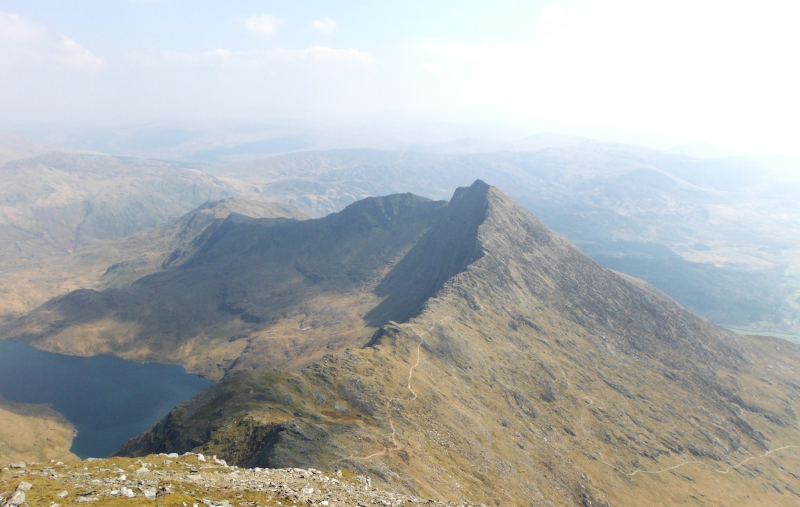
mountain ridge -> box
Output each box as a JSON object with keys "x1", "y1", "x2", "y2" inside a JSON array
[
  {"x1": 0, "y1": 192, "x2": 449, "y2": 379},
  {"x1": 114, "y1": 182, "x2": 800, "y2": 506}
]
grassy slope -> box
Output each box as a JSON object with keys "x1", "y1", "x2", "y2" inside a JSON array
[{"x1": 0, "y1": 397, "x2": 77, "y2": 465}]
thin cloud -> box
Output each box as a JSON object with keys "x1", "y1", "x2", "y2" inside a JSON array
[
  {"x1": 244, "y1": 14, "x2": 283, "y2": 35},
  {"x1": 311, "y1": 18, "x2": 337, "y2": 34},
  {"x1": 137, "y1": 46, "x2": 374, "y2": 67},
  {"x1": 0, "y1": 12, "x2": 103, "y2": 69}
]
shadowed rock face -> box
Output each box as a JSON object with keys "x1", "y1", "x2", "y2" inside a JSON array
[{"x1": 116, "y1": 182, "x2": 800, "y2": 506}]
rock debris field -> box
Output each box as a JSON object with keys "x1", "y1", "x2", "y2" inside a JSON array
[{"x1": 0, "y1": 453, "x2": 483, "y2": 507}]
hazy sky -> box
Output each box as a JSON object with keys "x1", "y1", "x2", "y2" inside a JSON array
[{"x1": 1, "y1": 0, "x2": 799, "y2": 153}]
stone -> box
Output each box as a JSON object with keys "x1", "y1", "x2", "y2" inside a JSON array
[
  {"x1": 8, "y1": 463, "x2": 25, "y2": 469},
  {"x1": 14, "y1": 483, "x2": 31, "y2": 492},
  {"x1": 57, "y1": 491, "x2": 69, "y2": 498},
  {"x1": 2, "y1": 491, "x2": 25, "y2": 507},
  {"x1": 121, "y1": 487, "x2": 136, "y2": 498},
  {"x1": 143, "y1": 488, "x2": 157, "y2": 500}
]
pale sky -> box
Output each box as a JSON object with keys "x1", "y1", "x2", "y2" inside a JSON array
[{"x1": 1, "y1": 0, "x2": 799, "y2": 154}]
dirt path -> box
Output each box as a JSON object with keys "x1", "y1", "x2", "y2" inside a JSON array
[{"x1": 340, "y1": 316, "x2": 450, "y2": 462}]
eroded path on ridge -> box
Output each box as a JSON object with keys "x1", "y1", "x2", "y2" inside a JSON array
[{"x1": 341, "y1": 316, "x2": 450, "y2": 462}]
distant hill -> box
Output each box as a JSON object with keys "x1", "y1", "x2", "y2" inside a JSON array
[
  {"x1": 107, "y1": 182, "x2": 800, "y2": 506},
  {"x1": 0, "y1": 152, "x2": 241, "y2": 270},
  {"x1": 0, "y1": 198, "x2": 308, "y2": 325},
  {"x1": 0, "y1": 132, "x2": 58, "y2": 164}
]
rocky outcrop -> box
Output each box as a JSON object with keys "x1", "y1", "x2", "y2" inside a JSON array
[{"x1": 0, "y1": 454, "x2": 480, "y2": 506}]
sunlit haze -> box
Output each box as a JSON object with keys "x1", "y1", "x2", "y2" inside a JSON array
[{"x1": 1, "y1": 0, "x2": 798, "y2": 154}]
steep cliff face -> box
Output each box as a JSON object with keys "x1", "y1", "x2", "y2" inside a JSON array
[{"x1": 118, "y1": 182, "x2": 800, "y2": 506}]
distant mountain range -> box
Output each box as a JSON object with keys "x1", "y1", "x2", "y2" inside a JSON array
[
  {"x1": 0, "y1": 152, "x2": 241, "y2": 269},
  {"x1": 1, "y1": 135, "x2": 797, "y2": 340}
]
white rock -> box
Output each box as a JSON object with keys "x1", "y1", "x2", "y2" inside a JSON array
[
  {"x1": 57, "y1": 491, "x2": 69, "y2": 498},
  {"x1": 15, "y1": 482, "x2": 32, "y2": 492},
  {"x1": 197, "y1": 454, "x2": 206, "y2": 462},
  {"x1": 121, "y1": 487, "x2": 136, "y2": 498},
  {"x1": 143, "y1": 488, "x2": 157, "y2": 500},
  {"x1": 3, "y1": 490, "x2": 25, "y2": 506}
]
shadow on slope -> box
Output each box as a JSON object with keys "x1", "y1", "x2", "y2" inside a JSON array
[{"x1": 364, "y1": 180, "x2": 489, "y2": 326}]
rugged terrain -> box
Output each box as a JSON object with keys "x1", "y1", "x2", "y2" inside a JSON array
[
  {"x1": 2, "y1": 133, "x2": 797, "y2": 338},
  {"x1": 209, "y1": 146, "x2": 800, "y2": 338},
  {"x1": 0, "y1": 198, "x2": 307, "y2": 325},
  {"x1": 0, "y1": 192, "x2": 448, "y2": 378},
  {"x1": 0, "y1": 198, "x2": 306, "y2": 465},
  {"x1": 0, "y1": 453, "x2": 476, "y2": 506},
  {"x1": 95, "y1": 182, "x2": 800, "y2": 506},
  {"x1": 0, "y1": 152, "x2": 240, "y2": 270}
]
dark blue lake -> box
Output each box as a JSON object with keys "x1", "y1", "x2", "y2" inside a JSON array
[{"x1": 0, "y1": 340, "x2": 213, "y2": 459}]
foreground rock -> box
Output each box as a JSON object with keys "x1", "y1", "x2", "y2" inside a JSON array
[{"x1": 0, "y1": 454, "x2": 481, "y2": 506}]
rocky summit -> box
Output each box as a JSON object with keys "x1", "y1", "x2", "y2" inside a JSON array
[{"x1": 5, "y1": 181, "x2": 800, "y2": 506}]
